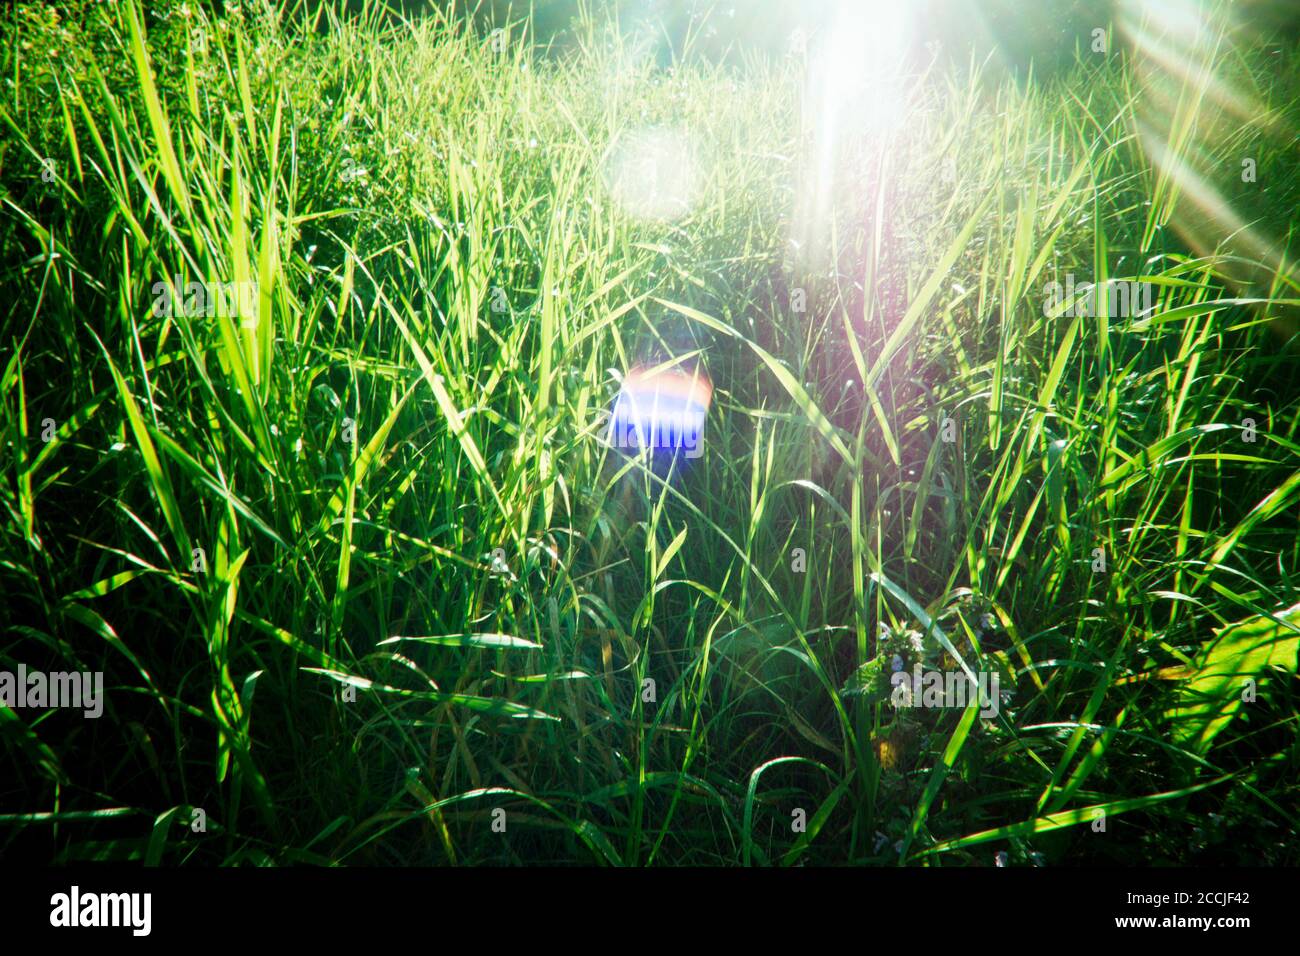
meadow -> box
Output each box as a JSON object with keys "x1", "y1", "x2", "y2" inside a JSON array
[{"x1": 1, "y1": 0, "x2": 1298, "y2": 866}]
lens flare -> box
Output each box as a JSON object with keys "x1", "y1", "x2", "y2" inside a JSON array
[
  {"x1": 1121, "y1": 0, "x2": 1299, "y2": 339},
  {"x1": 607, "y1": 362, "x2": 713, "y2": 461},
  {"x1": 604, "y1": 127, "x2": 698, "y2": 221},
  {"x1": 793, "y1": 0, "x2": 915, "y2": 271}
]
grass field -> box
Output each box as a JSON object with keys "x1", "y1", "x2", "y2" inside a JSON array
[{"x1": 2, "y1": 0, "x2": 1299, "y2": 866}]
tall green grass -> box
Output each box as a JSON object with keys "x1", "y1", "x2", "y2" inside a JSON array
[{"x1": 1, "y1": 0, "x2": 1297, "y2": 865}]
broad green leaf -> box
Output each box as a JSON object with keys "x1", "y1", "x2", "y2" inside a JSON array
[{"x1": 1166, "y1": 603, "x2": 1300, "y2": 756}]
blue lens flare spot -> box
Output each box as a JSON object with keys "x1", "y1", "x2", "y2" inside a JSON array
[{"x1": 607, "y1": 363, "x2": 712, "y2": 461}]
